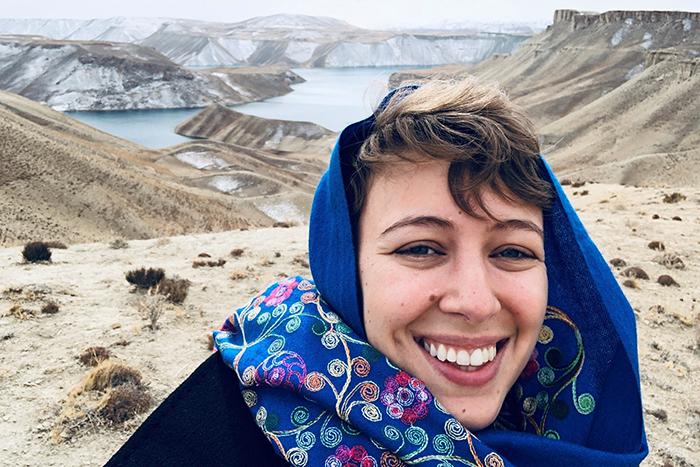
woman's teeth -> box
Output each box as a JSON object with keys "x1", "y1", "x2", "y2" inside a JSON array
[{"x1": 423, "y1": 340, "x2": 497, "y2": 369}]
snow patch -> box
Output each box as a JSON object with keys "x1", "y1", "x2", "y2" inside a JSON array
[
  {"x1": 625, "y1": 63, "x2": 644, "y2": 80},
  {"x1": 682, "y1": 19, "x2": 692, "y2": 32},
  {"x1": 208, "y1": 176, "x2": 243, "y2": 193},
  {"x1": 174, "y1": 152, "x2": 230, "y2": 170},
  {"x1": 254, "y1": 200, "x2": 304, "y2": 222}
]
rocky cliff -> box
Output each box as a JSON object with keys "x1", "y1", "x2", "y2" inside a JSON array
[
  {"x1": 0, "y1": 36, "x2": 303, "y2": 111},
  {"x1": 388, "y1": 9, "x2": 700, "y2": 187},
  {"x1": 0, "y1": 15, "x2": 529, "y2": 68},
  {"x1": 175, "y1": 104, "x2": 335, "y2": 154}
]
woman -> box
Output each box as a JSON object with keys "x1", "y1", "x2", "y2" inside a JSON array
[{"x1": 107, "y1": 80, "x2": 647, "y2": 466}]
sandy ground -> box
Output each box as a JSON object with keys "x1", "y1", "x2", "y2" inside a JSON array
[{"x1": 0, "y1": 183, "x2": 698, "y2": 466}]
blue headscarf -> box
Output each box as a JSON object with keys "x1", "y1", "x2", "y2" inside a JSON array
[{"x1": 215, "y1": 87, "x2": 648, "y2": 466}]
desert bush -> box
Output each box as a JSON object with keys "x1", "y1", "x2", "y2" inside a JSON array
[
  {"x1": 653, "y1": 253, "x2": 685, "y2": 270},
  {"x1": 97, "y1": 384, "x2": 152, "y2": 424},
  {"x1": 230, "y1": 271, "x2": 248, "y2": 281},
  {"x1": 79, "y1": 346, "x2": 112, "y2": 367},
  {"x1": 197, "y1": 252, "x2": 211, "y2": 258},
  {"x1": 662, "y1": 192, "x2": 686, "y2": 203},
  {"x1": 622, "y1": 266, "x2": 649, "y2": 280},
  {"x1": 22, "y1": 241, "x2": 52, "y2": 263},
  {"x1": 292, "y1": 254, "x2": 310, "y2": 269},
  {"x1": 609, "y1": 258, "x2": 627, "y2": 268},
  {"x1": 137, "y1": 292, "x2": 167, "y2": 331},
  {"x1": 7, "y1": 304, "x2": 34, "y2": 320},
  {"x1": 155, "y1": 277, "x2": 190, "y2": 304},
  {"x1": 192, "y1": 259, "x2": 226, "y2": 268},
  {"x1": 230, "y1": 248, "x2": 245, "y2": 258},
  {"x1": 647, "y1": 241, "x2": 665, "y2": 251},
  {"x1": 109, "y1": 239, "x2": 129, "y2": 249},
  {"x1": 571, "y1": 180, "x2": 586, "y2": 188},
  {"x1": 83, "y1": 360, "x2": 143, "y2": 392},
  {"x1": 125, "y1": 267, "x2": 165, "y2": 289},
  {"x1": 657, "y1": 275, "x2": 680, "y2": 287},
  {"x1": 41, "y1": 301, "x2": 60, "y2": 314}
]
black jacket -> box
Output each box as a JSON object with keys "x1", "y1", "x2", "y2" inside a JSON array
[{"x1": 105, "y1": 353, "x2": 288, "y2": 466}]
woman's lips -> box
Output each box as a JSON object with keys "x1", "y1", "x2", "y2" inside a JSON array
[{"x1": 417, "y1": 337, "x2": 508, "y2": 387}]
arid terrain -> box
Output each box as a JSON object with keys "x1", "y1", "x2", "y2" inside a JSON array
[{"x1": 0, "y1": 183, "x2": 698, "y2": 466}]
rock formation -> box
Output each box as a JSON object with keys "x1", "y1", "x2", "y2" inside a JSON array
[
  {"x1": 0, "y1": 91, "x2": 323, "y2": 246},
  {"x1": 0, "y1": 15, "x2": 529, "y2": 68},
  {"x1": 175, "y1": 104, "x2": 336, "y2": 154},
  {"x1": 0, "y1": 36, "x2": 304, "y2": 111},
  {"x1": 389, "y1": 10, "x2": 700, "y2": 187}
]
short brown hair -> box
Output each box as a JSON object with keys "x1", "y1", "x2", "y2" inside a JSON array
[{"x1": 350, "y1": 78, "x2": 553, "y2": 218}]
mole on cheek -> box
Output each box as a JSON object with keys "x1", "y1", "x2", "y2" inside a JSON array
[{"x1": 429, "y1": 294, "x2": 437, "y2": 302}]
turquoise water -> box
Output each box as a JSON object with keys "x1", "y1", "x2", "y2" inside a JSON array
[{"x1": 66, "y1": 67, "x2": 402, "y2": 149}]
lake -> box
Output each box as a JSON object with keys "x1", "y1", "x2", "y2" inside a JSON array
[{"x1": 66, "y1": 67, "x2": 403, "y2": 149}]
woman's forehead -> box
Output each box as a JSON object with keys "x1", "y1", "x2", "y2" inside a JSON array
[{"x1": 364, "y1": 160, "x2": 543, "y2": 227}]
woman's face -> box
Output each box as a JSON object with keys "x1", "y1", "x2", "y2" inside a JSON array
[{"x1": 358, "y1": 159, "x2": 548, "y2": 430}]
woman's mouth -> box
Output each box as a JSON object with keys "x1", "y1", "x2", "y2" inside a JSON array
[{"x1": 417, "y1": 337, "x2": 508, "y2": 385}]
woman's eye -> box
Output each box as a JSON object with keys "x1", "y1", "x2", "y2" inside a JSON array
[
  {"x1": 395, "y1": 245, "x2": 444, "y2": 256},
  {"x1": 493, "y1": 247, "x2": 536, "y2": 260}
]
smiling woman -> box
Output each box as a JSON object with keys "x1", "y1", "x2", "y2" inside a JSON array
[{"x1": 107, "y1": 79, "x2": 647, "y2": 466}]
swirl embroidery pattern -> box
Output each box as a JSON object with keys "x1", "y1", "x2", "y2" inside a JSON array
[{"x1": 214, "y1": 277, "x2": 506, "y2": 467}]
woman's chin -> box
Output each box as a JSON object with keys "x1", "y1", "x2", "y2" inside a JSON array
[{"x1": 445, "y1": 399, "x2": 500, "y2": 431}]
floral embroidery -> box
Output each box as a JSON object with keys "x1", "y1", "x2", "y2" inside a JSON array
[
  {"x1": 264, "y1": 277, "x2": 299, "y2": 306},
  {"x1": 214, "y1": 278, "x2": 591, "y2": 467},
  {"x1": 380, "y1": 371, "x2": 432, "y2": 425}
]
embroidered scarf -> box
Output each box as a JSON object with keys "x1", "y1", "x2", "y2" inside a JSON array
[{"x1": 214, "y1": 89, "x2": 648, "y2": 466}]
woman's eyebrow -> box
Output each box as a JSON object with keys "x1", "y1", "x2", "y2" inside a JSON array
[
  {"x1": 380, "y1": 216, "x2": 454, "y2": 236},
  {"x1": 490, "y1": 219, "x2": 544, "y2": 239}
]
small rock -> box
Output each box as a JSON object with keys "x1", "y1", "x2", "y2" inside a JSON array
[
  {"x1": 672, "y1": 216, "x2": 682, "y2": 221},
  {"x1": 197, "y1": 252, "x2": 211, "y2": 258},
  {"x1": 653, "y1": 253, "x2": 685, "y2": 270},
  {"x1": 652, "y1": 214, "x2": 660, "y2": 220},
  {"x1": 609, "y1": 258, "x2": 627, "y2": 268},
  {"x1": 647, "y1": 241, "x2": 665, "y2": 251},
  {"x1": 657, "y1": 275, "x2": 679, "y2": 287},
  {"x1": 622, "y1": 267, "x2": 649, "y2": 280}
]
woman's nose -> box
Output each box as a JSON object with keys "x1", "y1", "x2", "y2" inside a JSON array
[{"x1": 437, "y1": 258, "x2": 501, "y2": 322}]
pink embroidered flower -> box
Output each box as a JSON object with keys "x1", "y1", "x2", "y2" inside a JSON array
[
  {"x1": 380, "y1": 371, "x2": 432, "y2": 425},
  {"x1": 326, "y1": 444, "x2": 376, "y2": 467},
  {"x1": 264, "y1": 277, "x2": 299, "y2": 306},
  {"x1": 519, "y1": 349, "x2": 540, "y2": 380}
]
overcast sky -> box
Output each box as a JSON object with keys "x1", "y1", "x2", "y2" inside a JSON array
[{"x1": 1, "y1": 0, "x2": 698, "y2": 28}]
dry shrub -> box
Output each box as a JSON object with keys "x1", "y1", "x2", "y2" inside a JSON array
[
  {"x1": 622, "y1": 267, "x2": 649, "y2": 280},
  {"x1": 647, "y1": 241, "x2": 665, "y2": 251},
  {"x1": 672, "y1": 216, "x2": 682, "y2": 221},
  {"x1": 662, "y1": 192, "x2": 686, "y2": 203},
  {"x1": 230, "y1": 270, "x2": 248, "y2": 281},
  {"x1": 192, "y1": 259, "x2": 226, "y2": 268},
  {"x1": 97, "y1": 384, "x2": 152, "y2": 424},
  {"x1": 197, "y1": 252, "x2": 211, "y2": 258},
  {"x1": 560, "y1": 178, "x2": 572, "y2": 186},
  {"x1": 22, "y1": 241, "x2": 52, "y2": 263},
  {"x1": 52, "y1": 360, "x2": 150, "y2": 443},
  {"x1": 79, "y1": 346, "x2": 112, "y2": 367},
  {"x1": 609, "y1": 258, "x2": 627, "y2": 268},
  {"x1": 45, "y1": 241, "x2": 68, "y2": 249},
  {"x1": 155, "y1": 277, "x2": 190, "y2": 304},
  {"x1": 82, "y1": 360, "x2": 143, "y2": 392},
  {"x1": 622, "y1": 279, "x2": 639, "y2": 289},
  {"x1": 41, "y1": 301, "x2": 60, "y2": 314},
  {"x1": 7, "y1": 304, "x2": 35, "y2": 320},
  {"x1": 260, "y1": 258, "x2": 275, "y2": 267},
  {"x1": 579, "y1": 190, "x2": 589, "y2": 196},
  {"x1": 274, "y1": 251, "x2": 281, "y2": 258},
  {"x1": 109, "y1": 239, "x2": 129, "y2": 249},
  {"x1": 126, "y1": 267, "x2": 165, "y2": 289},
  {"x1": 657, "y1": 275, "x2": 680, "y2": 287},
  {"x1": 653, "y1": 253, "x2": 685, "y2": 270},
  {"x1": 292, "y1": 254, "x2": 310, "y2": 269},
  {"x1": 571, "y1": 180, "x2": 586, "y2": 188},
  {"x1": 230, "y1": 248, "x2": 245, "y2": 258},
  {"x1": 272, "y1": 221, "x2": 295, "y2": 228},
  {"x1": 137, "y1": 293, "x2": 167, "y2": 331},
  {"x1": 651, "y1": 214, "x2": 660, "y2": 220}
]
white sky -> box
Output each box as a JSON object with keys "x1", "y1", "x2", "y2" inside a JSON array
[{"x1": 0, "y1": 0, "x2": 698, "y2": 28}]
